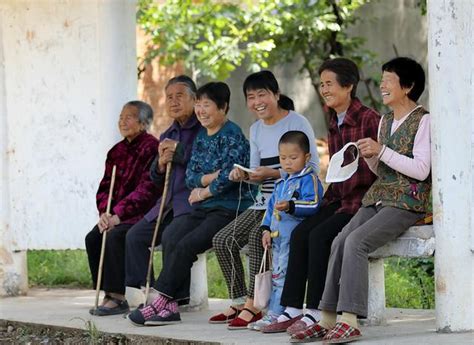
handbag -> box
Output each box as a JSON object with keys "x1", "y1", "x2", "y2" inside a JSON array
[{"x1": 253, "y1": 245, "x2": 272, "y2": 310}]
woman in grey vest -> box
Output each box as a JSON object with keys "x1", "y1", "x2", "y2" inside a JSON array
[{"x1": 290, "y1": 57, "x2": 431, "y2": 343}]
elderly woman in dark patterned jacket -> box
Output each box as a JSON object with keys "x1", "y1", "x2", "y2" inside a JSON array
[
  {"x1": 291, "y1": 57, "x2": 431, "y2": 343},
  {"x1": 85, "y1": 100, "x2": 160, "y2": 316}
]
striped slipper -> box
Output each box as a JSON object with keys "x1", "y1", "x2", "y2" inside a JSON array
[{"x1": 322, "y1": 322, "x2": 362, "y2": 344}]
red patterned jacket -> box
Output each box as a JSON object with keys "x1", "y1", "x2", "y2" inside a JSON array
[
  {"x1": 323, "y1": 98, "x2": 380, "y2": 214},
  {"x1": 96, "y1": 131, "x2": 161, "y2": 224}
]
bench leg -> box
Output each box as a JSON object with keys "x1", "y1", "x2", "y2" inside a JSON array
[
  {"x1": 186, "y1": 253, "x2": 209, "y2": 311},
  {"x1": 365, "y1": 258, "x2": 386, "y2": 326}
]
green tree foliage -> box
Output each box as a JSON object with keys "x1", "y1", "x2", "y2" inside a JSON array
[
  {"x1": 137, "y1": 0, "x2": 376, "y2": 104},
  {"x1": 137, "y1": 0, "x2": 279, "y2": 80}
]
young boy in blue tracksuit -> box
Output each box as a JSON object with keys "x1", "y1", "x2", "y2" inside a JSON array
[{"x1": 250, "y1": 131, "x2": 323, "y2": 330}]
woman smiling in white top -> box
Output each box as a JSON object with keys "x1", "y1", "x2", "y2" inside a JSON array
[{"x1": 210, "y1": 70, "x2": 320, "y2": 329}]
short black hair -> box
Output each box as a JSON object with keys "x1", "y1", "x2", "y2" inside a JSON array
[
  {"x1": 318, "y1": 58, "x2": 360, "y2": 99},
  {"x1": 279, "y1": 130, "x2": 310, "y2": 154},
  {"x1": 382, "y1": 57, "x2": 425, "y2": 102},
  {"x1": 196, "y1": 82, "x2": 231, "y2": 114},
  {"x1": 165, "y1": 75, "x2": 197, "y2": 98},
  {"x1": 243, "y1": 70, "x2": 279, "y2": 96},
  {"x1": 243, "y1": 70, "x2": 295, "y2": 110},
  {"x1": 279, "y1": 94, "x2": 295, "y2": 111}
]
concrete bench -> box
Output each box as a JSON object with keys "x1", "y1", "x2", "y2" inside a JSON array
[
  {"x1": 147, "y1": 225, "x2": 435, "y2": 322},
  {"x1": 366, "y1": 225, "x2": 435, "y2": 325}
]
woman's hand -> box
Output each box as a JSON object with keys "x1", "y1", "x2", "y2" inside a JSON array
[
  {"x1": 275, "y1": 201, "x2": 289, "y2": 212},
  {"x1": 262, "y1": 231, "x2": 271, "y2": 249},
  {"x1": 98, "y1": 213, "x2": 109, "y2": 232},
  {"x1": 229, "y1": 167, "x2": 248, "y2": 182},
  {"x1": 188, "y1": 187, "x2": 211, "y2": 205},
  {"x1": 248, "y1": 166, "x2": 280, "y2": 182},
  {"x1": 357, "y1": 138, "x2": 383, "y2": 159},
  {"x1": 201, "y1": 170, "x2": 221, "y2": 187},
  {"x1": 158, "y1": 139, "x2": 179, "y2": 172},
  {"x1": 98, "y1": 214, "x2": 121, "y2": 233}
]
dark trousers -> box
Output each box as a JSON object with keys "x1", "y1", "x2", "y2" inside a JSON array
[
  {"x1": 125, "y1": 211, "x2": 173, "y2": 289},
  {"x1": 154, "y1": 207, "x2": 234, "y2": 302},
  {"x1": 280, "y1": 202, "x2": 353, "y2": 309},
  {"x1": 85, "y1": 223, "x2": 132, "y2": 295}
]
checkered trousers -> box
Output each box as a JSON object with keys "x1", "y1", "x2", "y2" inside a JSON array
[{"x1": 212, "y1": 209, "x2": 265, "y2": 299}]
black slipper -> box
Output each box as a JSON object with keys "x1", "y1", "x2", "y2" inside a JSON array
[
  {"x1": 90, "y1": 297, "x2": 129, "y2": 316},
  {"x1": 89, "y1": 294, "x2": 112, "y2": 315}
]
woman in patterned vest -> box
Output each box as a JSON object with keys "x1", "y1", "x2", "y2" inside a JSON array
[{"x1": 290, "y1": 57, "x2": 430, "y2": 343}]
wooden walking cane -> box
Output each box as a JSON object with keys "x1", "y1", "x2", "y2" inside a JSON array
[
  {"x1": 144, "y1": 162, "x2": 172, "y2": 304},
  {"x1": 94, "y1": 165, "x2": 117, "y2": 312}
]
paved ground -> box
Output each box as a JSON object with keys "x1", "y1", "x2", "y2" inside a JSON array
[{"x1": 0, "y1": 288, "x2": 473, "y2": 344}]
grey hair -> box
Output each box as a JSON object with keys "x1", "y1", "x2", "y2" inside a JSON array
[
  {"x1": 124, "y1": 100, "x2": 153, "y2": 129},
  {"x1": 165, "y1": 75, "x2": 197, "y2": 98}
]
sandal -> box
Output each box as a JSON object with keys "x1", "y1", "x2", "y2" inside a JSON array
[
  {"x1": 91, "y1": 296, "x2": 130, "y2": 316},
  {"x1": 88, "y1": 294, "x2": 112, "y2": 315},
  {"x1": 209, "y1": 306, "x2": 240, "y2": 324},
  {"x1": 322, "y1": 322, "x2": 361, "y2": 344},
  {"x1": 227, "y1": 308, "x2": 262, "y2": 330}
]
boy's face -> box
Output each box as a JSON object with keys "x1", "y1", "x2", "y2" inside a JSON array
[{"x1": 279, "y1": 142, "x2": 310, "y2": 174}]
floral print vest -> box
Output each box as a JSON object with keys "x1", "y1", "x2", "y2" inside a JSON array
[{"x1": 362, "y1": 106, "x2": 431, "y2": 213}]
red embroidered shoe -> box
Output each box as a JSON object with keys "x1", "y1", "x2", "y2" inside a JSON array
[
  {"x1": 322, "y1": 322, "x2": 362, "y2": 344},
  {"x1": 227, "y1": 308, "x2": 262, "y2": 330},
  {"x1": 260, "y1": 312, "x2": 303, "y2": 333},
  {"x1": 287, "y1": 313, "x2": 319, "y2": 335},
  {"x1": 209, "y1": 306, "x2": 240, "y2": 324},
  {"x1": 287, "y1": 320, "x2": 308, "y2": 336},
  {"x1": 289, "y1": 323, "x2": 328, "y2": 343}
]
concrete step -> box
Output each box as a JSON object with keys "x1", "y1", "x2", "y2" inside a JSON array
[{"x1": 0, "y1": 288, "x2": 473, "y2": 344}]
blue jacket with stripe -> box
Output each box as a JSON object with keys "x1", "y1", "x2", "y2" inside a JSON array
[{"x1": 260, "y1": 165, "x2": 323, "y2": 234}]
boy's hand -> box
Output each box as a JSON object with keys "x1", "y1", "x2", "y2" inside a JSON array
[
  {"x1": 262, "y1": 231, "x2": 271, "y2": 249},
  {"x1": 275, "y1": 201, "x2": 289, "y2": 212}
]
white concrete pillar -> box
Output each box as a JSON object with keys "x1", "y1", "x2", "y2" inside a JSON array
[
  {"x1": 428, "y1": 0, "x2": 474, "y2": 332},
  {"x1": 365, "y1": 258, "x2": 386, "y2": 326},
  {"x1": 0, "y1": 0, "x2": 137, "y2": 296},
  {"x1": 0, "y1": 8, "x2": 28, "y2": 295},
  {"x1": 187, "y1": 253, "x2": 209, "y2": 310}
]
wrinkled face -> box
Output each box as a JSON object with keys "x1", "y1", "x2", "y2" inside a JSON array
[
  {"x1": 319, "y1": 70, "x2": 352, "y2": 113},
  {"x1": 165, "y1": 83, "x2": 195, "y2": 120},
  {"x1": 245, "y1": 88, "x2": 280, "y2": 121},
  {"x1": 194, "y1": 96, "x2": 226, "y2": 131},
  {"x1": 380, "y1": 71, "x2": 411, "y2": 107},
  {"x1": 279, "y1": 142, "x2": 310, "y2": 175},
  {"x1": 118, "y1": 105, "x2": 144, "y2": 141}
]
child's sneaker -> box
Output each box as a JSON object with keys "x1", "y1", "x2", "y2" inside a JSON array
[{"x1": 248, "y1": 314, "x2": 277, "y2": 331}]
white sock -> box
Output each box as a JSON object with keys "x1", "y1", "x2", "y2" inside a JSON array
[
  {"x1": 277, "y1": 307, "x2": 302, "y2": 322},
  {"x1": 301, "y1": 308, "x2": 321, "y2": 326}
]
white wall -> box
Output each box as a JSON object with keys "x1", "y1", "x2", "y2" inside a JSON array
[{"x1": 0, "y1": 0, "x2": 137, "y2": 250}]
